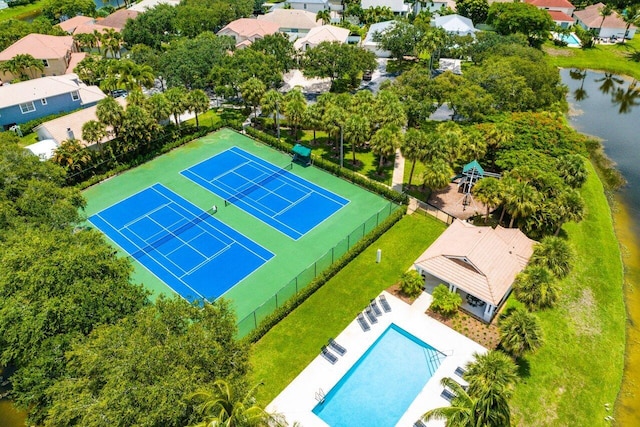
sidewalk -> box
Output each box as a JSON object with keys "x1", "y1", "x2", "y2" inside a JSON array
[{"x1": 391, "y1": 147, "x2": 405, "y2": 193}]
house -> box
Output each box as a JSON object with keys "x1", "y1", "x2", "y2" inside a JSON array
[
  {"x1": 573, "y1": 2, "x2": 637, "y2": 39},
  {"x1": 0, "y1": 74, "x2": 106, "y2": 130},
  {"x1": 433, "y1": 14, "x2": 477, "y2": 36},
  {"x1": 57, "y1": 15, "x2": 95, "y2": 33},
  {"x1": 293, "y1": 25, "x2": 349, "y2": 50},
  {"x1": 0, "y1": 34, "x2": 78, "y2": 82},
  {"x1": 525, "y1": 0, "x2": 575, "y2": 28},
  {"x1": 25, "y1": 139, "x2": 59, "y2": 161},
  {"x1": 362, "y1": 20, "x2": 395, "y2": 57},
  {"x1": 128, "y1": 0, "x2": 180, "y2": 13},
  {"x1": 98, "y1": 9, "x2": 140, "y2": 31},
  {"x1": 217, "y1": 18, "x2": 280, "y2": 48},
  {"x1": 413, "y1": 0, "x2": 455, "y2": 15},
  {"x1": 361, "y1": 0, "x2": 410, "y2": 15},
  {"x1": 257, "y1": 9, "x2": 321, "y2": 40},
  {"x1": 414, "y1": 219, "x2": 536, "y2": 322},
  {"x1": 34, "y1": 97, "x2": 126, "y2": 147},
  {"x1": 284, "y1": 0, "x2": 329, "y2": 13}
]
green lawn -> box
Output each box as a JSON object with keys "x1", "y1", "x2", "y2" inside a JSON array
[
  {"x1": 248, "y1": 213, "x2": 446, "y2": 405},
  {"x1": 545, "y1": 34, "x2": 640, "y2": 80},
  {"x1": 508, "y1": 161, "x2": 625, "y2": 425},
  {"x1": 0, "y1": 0, "x2": 45, "y2": 21},
  {"x1": 182, "y1": 109, "x2": 222, "y2": 128}
]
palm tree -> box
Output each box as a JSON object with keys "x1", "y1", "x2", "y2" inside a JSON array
[
  {"x1": 620, "y1": 4, "x2": 640, "y2": 42},
  {"x1": 513, "y1": 265, "x2": 558, "y2": 310},
  {"x1": 421, "y1": 159, "x2": 453, "y2": 191},
  {"x1": 0, "y1": 54, "x2": 44, "y2": 80},
  {"x1": 260, "y1": 89, "x2": 283, "y2": 138},
  {"x1": 343, "y1": 114, "x2": 371, "y2": 167},
  {"x1": 322, "y1": 102, "x2": 347, "y2": 161},
  {"x1": 370, "y1": 124, "x2": 402, "y2": 171},
  {"x1": 241, "y1": 77, "x2": 266, "y2": 120},
  {"x1": 100, "y1": 28, "x2": 123, "y2": 58},
  {"x1": 73, "y1": 32, "x2": 99, "y2": 52},
  {"x1": 147, "y1": 93, "x2": 171, "y2": 124},
  {"x1": 374, "y1": 90, "x2": 407, "y2": 130},
  {"x1": 598, "y1": 4, "x2": 614, "y2": 37},
  {"x1": 504, "y1": 181, "x2": 540, "y2": 228},
  {"x1": 189, "y1": 380, "x2": 279, "y2": 427},
  {"x1": 316, "y1": 9, "x2": 331, "y2": 25},
  {"x1": 554, "y1": 188, "x2": 585, "y2": 235},
  {"x1": 187, "y1": 89, "x2": 211, "y2": 129},
  {"x1": 464, "y1": 350, "x2": 518, "y2": 397},
  {"x1": 51, "y1": 139, "x2": 92, "y2": 173},
  {"x1": 472, "y1": 177, "x2": 502, "y2": 223},
  {"x1": 530, "y1": 236, "x2": 574, "y2": 278},
  {"x1": 81, "y1": 120, "x2": 108, "y2": 148},
  {"x1": 282, "y1": 88, "x2": 307, "y2": 141},
  {"x1": 402, "y1": 128, "x2": 428, "y2": 186},
  {"x1": 498, "y1": 307, "x2": 543, "y2": 358},
  {"x1": 556, "y1": 154, "x2": 588, "y2": 188},
  {"x1": 165, "y1": 87, "x2": 188, "y2": 129},
  {"x1": 422, "y1": 377, "x2": 511, "y2": 427},
  {"x1": 96, "y1": 96, "x2": 125, "y2": 138},
  {"x1": 126, "y1": 89, "x2": 147, "y2": 108},
  {"x1": 303, "y1": 103, "x2": 323, "y2": 144},
  {"x1": 110, "y1": 60, "x2": 155, "y2": 91}
]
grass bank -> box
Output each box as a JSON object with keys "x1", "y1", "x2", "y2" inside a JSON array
[
  {"x1": 248, "y1": 213, "x2": 446, "y2": 404},
  {"x1": 509, "y1": 161, "x2": 625, "y2": 425},
  {"x1": 545, "y1": 35, "x2": 640, "y2": 80},
  {"x1": 0, "y1": 0, "x2": 45, "y2": 21}
]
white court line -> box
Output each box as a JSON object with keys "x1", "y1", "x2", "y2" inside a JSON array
[{"x1": 181, "y1": 243, "x2": 233, "y2": 277}]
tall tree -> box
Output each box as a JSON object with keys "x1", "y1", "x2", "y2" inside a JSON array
[
  {"x1": 190, "y1": 380, "x2": 278, "y2": 427},
  {"x1": 620, "y1": 4, "x2": 640, "y2": 42},
  {"x1": 598, "y1": 3, "x2": 614, "y2": 35},
  {"x1": 186, "y1": 89, "x2": 211, "y2": 129},
  {"x1": 165, "y1": 86, "x2": 188, "y2": 128},
  {"x1": 316, "y1": 9, "x2": 331, "y2": 25},
  {"x1": 282, "y1": 88, "x2": 306, "y2": 140},
  {"x1": 301, "y1": 42, "x2": 376, "y2": 92},
  {"x1": 455, "y1": 0, "x2": 490, "y2": 24},
  {"x1": 402, "y1": 128, "x2": 429, "y2": 186},
  {"x1": 513, "y1": 265, "x2": 558, "y2": 310},
  {"x1": 0, "y1": 53, "x2": 44, "y2": 80},
  {"x1": 120, "y1": 104, "x2": 159, "y2": 150},
  {"x1": 487, "y1": 2, "x2": 554, "y2": 46},
  {"x1": 370, "y1": 125, "x2": 402, "y2": 171},
  {"x1": 51, "y1": 139, "x2": 92, "y2": 175},
  {"x1": 422, "y1": 377, "x2": 511, "y2": 427},
  {"x1": 45, "y1": 297, "x2": 248, "y2": 427},
  {"x1": 464, "y1": 350, "x2": 518, "y2": 397},
  {"x1": 530, "y1": 236, "x2": 574, "y2": 278},
  {"x1": 498, "y1": 307, "x2": 544, "y2": 358},
  {"x1": 421, "y1": 159, "x2": 453, "y2": 190},
  {"x1": 504, "y1": 180, "x2": 540, "y2": 228},
  {"x1": 343, "y1": 114, "x2": 372, "y2": 167},
  {"x1": 472, "y1": 177, "x2": 502, "y2": 222},
  {"x1": 81, "y1": 120, "x2": 108, "y2": 147},
  {"x1": 96, "y1": 96, "x2": 125, "y2": 138},
  {"x1": 249, "y1": 33, "x2": 296, "y2": 73},
  {"x1": 260, "y1": 89, "x2": 284, "y2": 138},
  {"x1": 241, "y1": 77, "x2": 267, "y2": 120},
  {"x1": 147, "y1": 92, "x2": 171, "y2": 124}
]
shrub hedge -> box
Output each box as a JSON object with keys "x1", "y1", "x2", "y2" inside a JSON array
[{"x1": 242, "y1": 206, "x2": 405, "y2": 343}]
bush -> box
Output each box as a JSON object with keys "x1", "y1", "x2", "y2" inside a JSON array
[
  {"x1": 399, "y1": 270, "x2": 423, "y2": 298},
  {"x1": 430, "y1": 284, "x2": 462, "y2": 317}
]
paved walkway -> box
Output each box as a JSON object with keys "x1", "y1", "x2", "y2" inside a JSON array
[{"x1": 391, "y1": 148, "x2": 405, "y2": 193}]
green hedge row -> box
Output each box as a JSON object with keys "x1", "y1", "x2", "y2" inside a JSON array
[
  {"x1": 242, "y1": 206, "x2": 405, "y2": 344},
  {"x1": 244, "y1": 126, "x2": 408, "y2": 204}
]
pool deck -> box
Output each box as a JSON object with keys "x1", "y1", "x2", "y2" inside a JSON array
[{"x1": 266, "y1": 291, "x2": 487, "y2": 427}]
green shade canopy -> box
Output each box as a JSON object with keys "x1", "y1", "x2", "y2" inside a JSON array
[
  {"x1": 462, "y1": 160, "x2": 484, "y2": 176},
  {"x1": 293, "y1": 144, "x2": 312, "y2": 158}
]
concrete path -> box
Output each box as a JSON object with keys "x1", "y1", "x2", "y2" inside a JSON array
[{"x1": 391, "y1": 147, "x2": 405, "y2": 193}]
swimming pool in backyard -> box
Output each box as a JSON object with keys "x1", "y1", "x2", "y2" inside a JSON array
[{"x1": 312, "y1": 324, "x2": 446, "y2": 426}]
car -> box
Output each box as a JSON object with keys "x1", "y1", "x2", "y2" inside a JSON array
[
  {"x1": 362, "y1": 70, "x2": 373, "y2": 81},
  {"x1": 110, "y1": 89, "x2": 128, "y2": 98}
]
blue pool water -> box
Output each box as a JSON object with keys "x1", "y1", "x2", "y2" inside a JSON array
[
  {"x1": 312, "y1": 324, "x2": 445, "y2": 427},
  {"x1": 561, "y1": 33, "x2": 581, "y2": 46}
]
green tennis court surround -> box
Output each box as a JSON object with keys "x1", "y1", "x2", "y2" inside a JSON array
[{"x1": 83, "y1": 129, "x2": 396, "y2": 333}]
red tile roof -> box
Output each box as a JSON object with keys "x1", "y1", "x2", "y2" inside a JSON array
[
  {"x1": 547, "y1": 10, "x2": 574, "y2": 22},
  {"x1": 525, "y1": 0, "x2": 574, "y2": 9}
]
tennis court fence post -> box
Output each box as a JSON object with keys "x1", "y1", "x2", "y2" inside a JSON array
[{"x1": 253, "y1": 311, "x2": 257, "y2": 329}]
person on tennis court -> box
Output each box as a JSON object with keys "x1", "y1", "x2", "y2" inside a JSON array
[{"x1": 212, "y1": 204, "x2": 218, "y2": 214}]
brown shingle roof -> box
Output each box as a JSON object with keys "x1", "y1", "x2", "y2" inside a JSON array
[
  {"x1": 574, "y1": 2, "x2": 636, "y2": 29},
  {"x1": 99, "y1": 9, "x2": 140, "y2": 30},
  {"x1": 414, "y1": 220, "x2": 535, "y2": 305},
  {"x1": 0, "y1": 34, "x2": 75, "y2": 61}
]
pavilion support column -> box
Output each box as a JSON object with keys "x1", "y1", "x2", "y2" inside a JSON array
[{"x1": 448, "y1": 283, "x2": 457, "y2": 293}]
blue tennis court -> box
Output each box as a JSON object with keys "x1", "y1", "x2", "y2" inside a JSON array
[
  {"x1": 88, "y1": 184, "x2": 274, "y2": 302},
  {"x1": 181, "y1": 146, "x2": 349, "y2": 240}
]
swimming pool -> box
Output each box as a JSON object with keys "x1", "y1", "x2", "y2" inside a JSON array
[
  {"x1": 312, "y1": 324, "x2": 445, "y2": 426},
  {"x1": 559, "y1": 32, "x2": 581, "y2": 46}
]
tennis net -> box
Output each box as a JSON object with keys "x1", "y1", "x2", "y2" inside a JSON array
[
  {"x1": 130, "y1": 212, "x2": 209, "y2": 259},
  {"x1": 224, "y1": 163, "x2": 292, "y2": 207}
]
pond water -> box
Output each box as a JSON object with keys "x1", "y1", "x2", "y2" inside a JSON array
[{"x1": 561, "y1": 68, "x2": 640, "y2": 425}]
